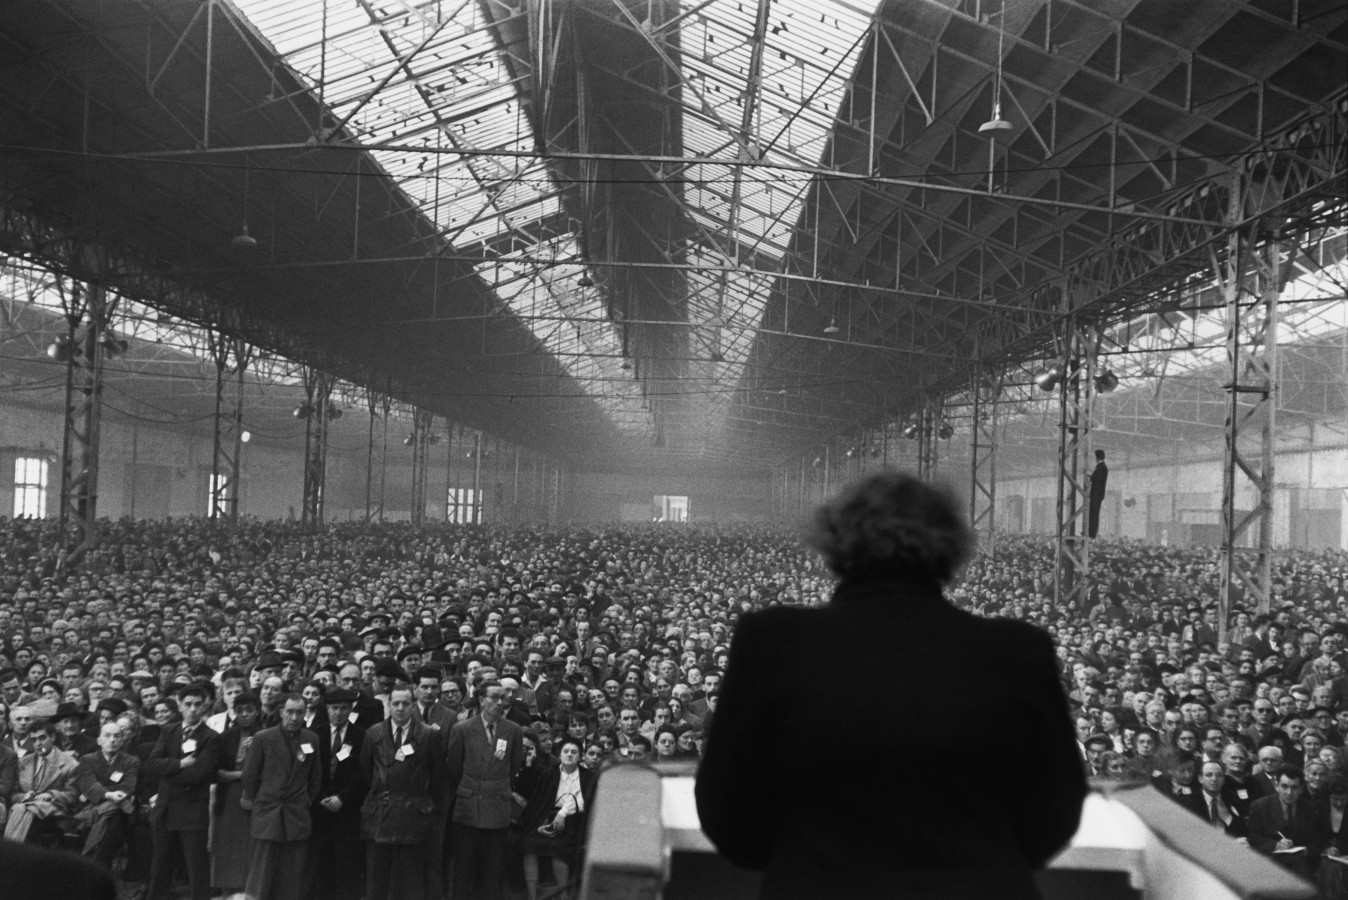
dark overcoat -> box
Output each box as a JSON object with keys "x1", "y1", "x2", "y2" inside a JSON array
[
  {"x1": 240, "y1": 725, "x2": 323, "y2": 842},
  {"x1": 141, "y1": 720, "x2": 221, "y2": 831},
  {"x1": 359, "y1": 718, "x2": 445, "y2": 844},
  {"x1": 696, "y1": 574, "x2": 1086, "y2": 900}
]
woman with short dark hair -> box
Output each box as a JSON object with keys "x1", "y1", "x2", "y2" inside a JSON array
[{"x1": 697, "y1": 472, "x2": 1085, "y2": 900}]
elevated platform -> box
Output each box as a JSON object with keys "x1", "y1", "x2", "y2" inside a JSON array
[{"x1": 581, "y1": 763, "x2": 1317, "y2": 900}]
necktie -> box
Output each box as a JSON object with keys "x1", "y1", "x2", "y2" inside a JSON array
[
  {"x1": 394, "y1": 726, "x2": 404, "y2": 748},
  {"x1": 34, "y1": 754, "x2": 44, "y2": 785},
  {"x1": 487, "y1": 722, "x2": 495, "y2": 745},
  {"x1": 333, "y1": 726, "x2": 343, "y2": 754},
  {"x1": 1209, "y1": 797, "x2": 1220, "y2": 826}
]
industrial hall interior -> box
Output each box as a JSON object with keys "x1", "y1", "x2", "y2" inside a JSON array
[{"x1": 0, "y1": 0, "x2": 1346, "y2": 895}]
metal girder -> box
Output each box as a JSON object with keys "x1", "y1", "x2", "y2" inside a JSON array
[
  {"x1": 410, "y1": 406, "x2": 433, "y2": 526},
  {"x1": 916, "y1": 394, "x2": 942, "y2": 481},
  {"x1": 365, "y1": 389, "x2": 390, "y2": 522},
  {"x1": 300, "y1": 367, "x2": 332, "y2": 532},
  {"x1": 1053, "y1": 318, "x2": 1099, "y2": 610},
  {"x1": 56, "y1": 255, "x2": 116, "y2": 571},
  {"x1": 969, "y1": 368, "x2": 1001, "y2": 554},
  {"x1": 208, "y1": 331, "x2": 249, "y2": 523},
  {"x1": 1219, "y1": 179, "x2": 1297, "y2": 626}
]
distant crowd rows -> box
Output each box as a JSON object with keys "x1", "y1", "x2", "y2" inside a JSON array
[{"x1": 0, "y1": 515, "x2": 1346, "y2": 897}]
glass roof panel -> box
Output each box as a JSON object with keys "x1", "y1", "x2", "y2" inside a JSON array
[{"x1": 233, "y1": 0, "x2": 648, "y2": 436}]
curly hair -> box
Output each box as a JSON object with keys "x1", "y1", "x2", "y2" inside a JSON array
[{"x1": 804, "y1": 472, "x2": 975, "y2": 584}]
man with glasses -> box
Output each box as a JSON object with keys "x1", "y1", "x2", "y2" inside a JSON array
[
  {"x1": 1246, "y1": 699, "x2": 1283, "y2": 747},
  {"x1": 447, "y1": 682, "x2": 524, "y2": 900},
  {"x1": 338, "y1": 662, "x2": 383, "y2": 730},
  {"x1": 1253, "y1": 746, "x2": 1285, "y2": 798}
]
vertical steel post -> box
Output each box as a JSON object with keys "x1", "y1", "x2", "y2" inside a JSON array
[
  {"x1": 209, "y1": 334, "x2": 246, "y2": 524},
  {"x1": 969, "y1": 371, "x2": 1002, "y2": 554},
  {"x1": 1219, "y1": 181, "x2": 1291, "y2": 626},
  {"x1": 1053, "y1": 317, "x2": 1096, "y2": 609},
  {"x1": 410, "y1": 407, "x2": 432, "y2": 526},
  {"x1": 57, "y1": 259, "x2": 114, "y2": 571},
  {"x1": 364, "y1": 390, "x2": 377, "y2": 522},
  {"x1": 472, "y1": 433, "x2": 483, "y2": 524},
  {"x1": 300, "y1": 369, "x2": 332, "y2": 532}
]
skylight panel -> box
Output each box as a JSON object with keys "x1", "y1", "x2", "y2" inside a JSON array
[{"x1": 233, "y1": 0, "x2": 648, "y2": 436}]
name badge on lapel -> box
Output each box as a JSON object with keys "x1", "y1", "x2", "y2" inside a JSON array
[
  {"x1": 495, "y1": 738, "x2": 508, "y2": 760},
  {"x1": 394, "y1": 748, "x2": 408, "y2": 763},
  {"x1": 336, "y1": 744, "x2": 351, "y2": 762},
  {"x1": 1237, "y1": 789, "x2": 1248, "y2": 799},
  {"x1": 110, "y1": 771, "x2": 124, "y2": 783},
  {"x1": 301, "y1": 743, "x2": 315, "y2": 756},
  {"x1": 349, "y1": 711, "x2": 360, "y2": 725},
  {"x1": 182, "y1": 739, "x2": 198, "y2": 754}
]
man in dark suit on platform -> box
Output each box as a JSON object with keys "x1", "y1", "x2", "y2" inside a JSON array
[
  {"x1": 241, "y1": 693, "x2": 323, "y2": 900},
  {"x1": 141, "y1": 681, "x2": 221, "y2": 900},
  {"x1": 1248, "y1": 767, "x2": 1317, "y2": 878},
  {"x1": 1088, "y1": 449, "x2": 1108, "y2": 538},
  {"x1": 696, "y1": 473, "x2": 1086, "y2": 900},
  {"x1": 307, "y1": 688, "x2": 366, "y2": 900}
]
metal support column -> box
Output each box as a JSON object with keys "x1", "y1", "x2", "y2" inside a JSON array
[
  {"x1": 410, "y1": 407, "x2": 432, "y2": 526},
  {"x1": 1219, "y1": 201, "x2": 1292, "y2": 625},
  {"x1": 1053, "y1": 320, "x2": 1097, "y2": 610},
  {"x1": 969, "y1": 371, "x2": 1002, "y2": 554},
  {"x1": 209, "y1": 333, "x2": 248, "y2": 524},
  {"x1": 471, "y1": 433, "x2": 483, "y2": 524},
  {"x1": 548, "y1": 463, "x2": 560, "y2": 525},
  {"x1": 57, "y1": 259, "x2": 116, "y2": 571},
  {"x1": 917, "y1": 395, "x2": 940, "y2": 481},
  {"x1": 300, "y1": 368, "x2": 331, "y2": 532}
]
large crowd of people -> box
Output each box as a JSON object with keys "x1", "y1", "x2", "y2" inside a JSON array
[{"x1": 1, "y1": 513, "x2": 1346, "y2": 898}]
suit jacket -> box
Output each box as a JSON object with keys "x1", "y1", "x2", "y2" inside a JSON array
[
  {"x1": 359, "y1": 719, "x2": 445, "y2": 844},
  {"x1": 240, "y1": 726, "x2": 322, "y2": 842},
  {"x1": 74, "y1": 751, "x2": 140, "y2": 810},
  {"x1": 302, "y1": 708, "x2": 330, "y2": 733},
  {"x1": 141, "y1": 720, "x2": 222, "y2": 831},
  {"x1": 0, "y1": 836, "x2": 116, "y2": 900},
  {"x1": 0, "y1": 745, "x2": 17, "y2": 803},
  {"x1": 446, "y1": 715, "x2": 525, "y2": 830},
  {"x1": 315, "y1": 720, "x2": 366, "y2": 814},
  {"x1": 352, "y1": 693, "x2": 385, "y2": 731},
  {"x1": 519, "y1": 764, "x2": 596, "y2": 838},
  {"x1": 413, "y1": 702, "x2": 456, "y2": 734},
  {"x1": 10, "y1": 749, "x2": 79, "y2": 808},
  {"x1": 1247, "y1": 794, "x2": 1318, "y2": 854},
  {"x1": 696, "y1": 575, "x2": 1086, "y2": 900}
]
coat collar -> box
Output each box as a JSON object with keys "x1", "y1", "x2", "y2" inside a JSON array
[{"x1": 830, "y1": 573, "x2": 948, "y2": 608}]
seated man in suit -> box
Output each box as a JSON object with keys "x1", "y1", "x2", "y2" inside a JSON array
[
  {"x1": 72, "y1": 721, "x2": 139, "y2": 869},
  {"x1": 4, "y1": 720, "x2": 80, "y2": 843},
  {"x1": 1196, "y1": 760, "x2": 1247, "y2": 838},
  {"x1": 1248, "y1": 766, "x2": 1317, "y2": 878}
]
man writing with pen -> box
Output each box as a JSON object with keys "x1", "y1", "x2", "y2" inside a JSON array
[{"x1": 1247, "y1": 767, "x2": 1317, "y2": 879}]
